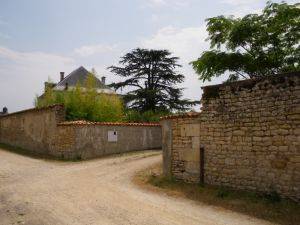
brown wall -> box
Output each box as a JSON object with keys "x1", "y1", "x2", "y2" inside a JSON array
[
  {"x1": 0, "y1": 105, "x2": 161, "y2": 160},
  {"x1": 51, "y1": 123, "x2": 161, "y2": 159},
  {"x1": 161, "y1": 72, "x2": 300, "y2": 201},
  {"x1": 0, "y1": 105, "x2": 65, "y2": 155}
]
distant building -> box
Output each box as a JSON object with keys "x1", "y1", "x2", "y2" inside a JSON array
[
  {"x1": 0, "y1": 107, "x2": 8, "y2": 116},
  {"x1": 39, "y1": 66, "x2": 116, "y2": 99}
]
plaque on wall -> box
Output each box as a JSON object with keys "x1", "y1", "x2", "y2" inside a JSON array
[{"x1": 108, "y1": 131, "x2": 118, "y2": 142}]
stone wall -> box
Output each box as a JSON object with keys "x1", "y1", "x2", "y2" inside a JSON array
[
  {"x1": 0, "y1": 105, "x2": 65, "y2": 155},
  {"x1": 0, "y1": 105, "x2": 161, "y2": 159},
  {"x1": 160, "y1": 72, "x2": 300, "y2": 201},
  {"x1": 51, "y1": 122, "x2": 161, "y2": 159}
]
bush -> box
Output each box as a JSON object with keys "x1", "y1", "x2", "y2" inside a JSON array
[
  {"x1": 216, "y1": 187, "x2": 230, "y2": 199},
  {"x1": 263, "y1": 190, "x2": 281, "y2": 203},
  {"x1": 124, "y1": 110, "x2": 168, "y2": 123},
  {"x1": 36, "y1": 74, "x2": 173, "y2": 123}
]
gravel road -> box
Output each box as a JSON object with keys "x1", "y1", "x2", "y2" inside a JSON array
[{"x1": 0, "y1": 148, "x2": 272, "y2": 225}]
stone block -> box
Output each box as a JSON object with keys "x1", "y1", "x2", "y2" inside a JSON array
[
  {"x1": 180, "y1": 124, "x2": 200, "y2": 137},
  {"x1": 192, "y1": 137, "x2": 200, "y2": 149},
  {"x1": 271, "y1": 159, "x2": 288, "y2": 169},
  {"x1": 185, "y1": 161, "x2": 200, "y2": 174},
  {"x1": 181, "y1": 148, "x2": 200, "y2": 162},
  {"x1": 225, "y1": 158, "x2": 235, "y2": 166},
  {"x1": 290, "y1": 156, "x2": 300, "y2": 163}
]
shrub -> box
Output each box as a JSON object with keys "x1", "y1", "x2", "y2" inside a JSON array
[
  {"x1": 124, "y1": 110, "x2": 168, "y2": 123},
  {"x1": 216, "y1": 187, "x2": 230, "y2": 199},
  {"x1": 263, "y1": 190, "x2": 281, "y2": 203}
]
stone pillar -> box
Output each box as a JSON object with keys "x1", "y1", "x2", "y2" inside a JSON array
[{"x1": 160, "y1": 119, "x2": 173, "y2": 176}]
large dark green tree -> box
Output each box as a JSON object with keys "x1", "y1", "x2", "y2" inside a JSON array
[
  {"x1": 108, "y1": 48, "x2": 197, "y2": 112},
  {"x1": 192, "y1": 1, "x2": 300, "y2": 82}
]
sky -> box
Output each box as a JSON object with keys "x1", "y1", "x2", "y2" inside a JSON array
[{"x1": 0, "y1": 0, "x2": 297, "y2": 112}]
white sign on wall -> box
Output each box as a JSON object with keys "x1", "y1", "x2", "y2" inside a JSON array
[{"x1": 108, "y1": 131, "x2": 118, "y2": 142}]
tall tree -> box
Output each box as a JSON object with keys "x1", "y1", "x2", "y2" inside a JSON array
[
  {"x1": 108, "y1": 48, "x2": 197, "y2": 112},
  {"x1": 192, "y1": 1, "x2": 300, "y2": 82}
]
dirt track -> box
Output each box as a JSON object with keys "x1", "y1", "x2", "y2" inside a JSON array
[{"x1": 0, "y1": 149, "x2": 272, "y2": 225}]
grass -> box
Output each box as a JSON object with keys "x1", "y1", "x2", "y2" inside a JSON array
[{"x1": 134, "y1": 163, "x2": 300, "y2": 225}]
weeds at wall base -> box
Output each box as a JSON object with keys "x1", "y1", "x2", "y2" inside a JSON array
[
  {"x1": 134, "y1": 163, "x2": 300, "y2": 225},
  {"x1": 0, "y1": 143, "x2": 81, "y2": 162}
]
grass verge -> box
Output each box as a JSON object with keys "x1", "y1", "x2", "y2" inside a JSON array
[{"x1": 133, "y1": 163, "x2": 300, "y2": 225}]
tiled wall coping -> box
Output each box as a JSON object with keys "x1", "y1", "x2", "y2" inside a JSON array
[{"x1": 58, "y1": 120, "x2": 160, "y2": 127}]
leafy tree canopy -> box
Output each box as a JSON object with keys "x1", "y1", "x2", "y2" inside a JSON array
[
  {"x1": 192, "y1": 1, "x2": 300, "y2": 82},
  {"x1": 109, "y1": 48, "x2": 198, "y2": 112}
]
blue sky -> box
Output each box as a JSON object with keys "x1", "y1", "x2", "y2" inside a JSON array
[{"x1": 0, "y1": 0, "x2": 297, "y2": 112}]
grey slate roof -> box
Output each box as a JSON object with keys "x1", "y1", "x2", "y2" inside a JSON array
[{"x1": 54, "y1": 66, "x2": 110, "y2": 90}]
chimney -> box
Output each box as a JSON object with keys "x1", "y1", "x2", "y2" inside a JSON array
[
  {"x1": 60, "y1": 72, "x2": 65, "y2": 82},
  {"x1": 44, "y1": 82, "x2": 51, "y2": 92},
  {"x1": 2, "y1": 107, "x2": 8, "y2": 114},
  {"x1": 101, "y1": 76, "x2": 106, "y2": 84}
]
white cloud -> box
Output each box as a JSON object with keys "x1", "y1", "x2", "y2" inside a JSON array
[
  {"x1": 0, "y1": 32, "x2": 10, "y2": 39},
  {"x1": 74, "y1": 44, "x2": 117, "y2": 57},
  {"x1": 0, "y1": 47, "x2": 74, "y2": 65},
  {"x1": 149, "y1": 0, "x2": 166, "y2": 6},
  {"x1": 150, "y1": 14, "x2": 160, "y2": 23},
  {"x1": 141, "y1": 25, "x2": 208, "y2": 63},
  {"x1": 142, "y1": 0, "x2": 189, "y2": 8},
  {"x1": 222, "y1": 0, "x2": 298, "y2": 6},
  {"x1": 0, "y1": 46, "x2": 76, "y2": 112},
  {"x1": 220, "y1": 0, "x2": 262, "y2": 16},
  {"x1": 0, "y1": 18, "x2": 8, "y2": 26},
  {"x1": 140, "y1": 25, "x2": 227, "y2": 109},
  {"x1": 220, "y1": 0, "x2": 298, "y2": 17},
  {"x1": 221, "y1": 0, "x2": 261, "y2": 6}
]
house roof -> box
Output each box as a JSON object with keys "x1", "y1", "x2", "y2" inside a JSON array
[{"x1": 54, "y1": 66, "x2": 111, "y2": 91}]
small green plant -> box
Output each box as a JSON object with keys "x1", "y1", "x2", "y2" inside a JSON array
[
  {"x1": 216, "y1": 187, "x2": 230, "y2": 199},
  {"x1": 135, "y1": 164, "x2": 300, "y2": 225},
  {"x1": 124, "y1": 110, "x2": 168, "y2": 123},
  {"x1": 263, "y1": 190, "x2": 281, "y2": 203},
  {"x1": 148, "y1": 174, "x2": 177, "y2": 188}
]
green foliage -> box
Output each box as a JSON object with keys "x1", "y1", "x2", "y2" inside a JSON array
[
  {"x1": 35, "y1": 74, "x2": 124, "y2": 122},
  {"x1": 263, "y1": 190, "x2": 281, "y2": 203},
  {"x1": 192, "y1": 1, "x2": 300, "y2": 82},
  {"x1": 109, "y1": 48, "x2": 198, "y2": 112},
  {"x1": 124, "y1": 110, "x2": 168, "y2": 123},
  {"x1": 216, "y1": 187, "x2": 230, "y2": 199}
]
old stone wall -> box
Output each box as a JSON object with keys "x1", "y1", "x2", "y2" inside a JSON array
[
  {"x1": 51, "y1": 122, "x2": 161, "y2": 159},
  {"x1": 161, "y1": 72, "x2": 300, "y2": 201},
  {"x1": 0, "y1": 105, "x2": 65, "y2": 155},
  {"x1": 0, "y1": 105, "x2": 161, "y2": 159}
]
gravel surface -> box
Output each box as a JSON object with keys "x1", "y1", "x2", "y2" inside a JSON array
[{"x1": 0, "y1": 148, "x2": 273, "y2": 225}]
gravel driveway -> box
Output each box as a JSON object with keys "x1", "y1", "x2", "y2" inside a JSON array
[{"x1": 0, "y1": 148, "x2": 272, "y2": 225}]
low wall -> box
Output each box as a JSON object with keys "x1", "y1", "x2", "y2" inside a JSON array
[
  {"x1": 52, "y1": 122, "x2": 161, "y2": 159},
  {"x1": 0, "y1": 105, "x2": 161, "y2": 159},
  {"x1": 160, "y1": 72, "x2": 300, "y2": 201},
  {"x1": 0, "y1": 105, "x2": 65, "y2": 155}
]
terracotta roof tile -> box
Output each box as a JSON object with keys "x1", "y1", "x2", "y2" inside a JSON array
[
  {"x1": 160, "y1": 112, "x2": 200, "y2": 120},
  {"x1": 58, "y1": 120, "x2": 160, "y2": 127}
]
